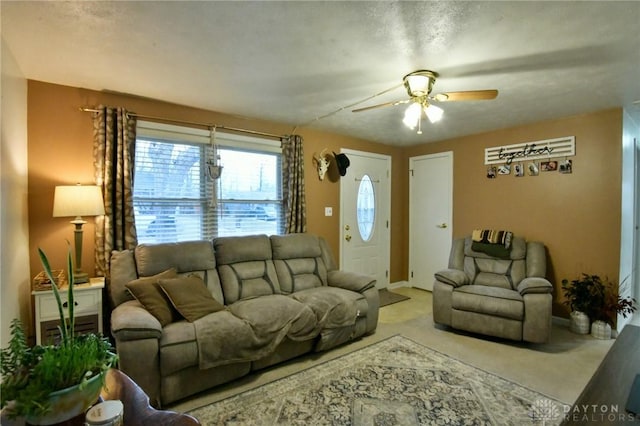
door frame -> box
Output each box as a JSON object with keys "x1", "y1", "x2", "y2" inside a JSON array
[
  {"x1": 408, "y1": 151, "x2": 453, "y2": 290},
  {"x1": 339, "y1": 148, "x2": 392, "y2": 288}
]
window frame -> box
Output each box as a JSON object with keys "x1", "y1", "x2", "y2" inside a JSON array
[{"x1": 133, "y1": 120, "x2": 284, "y2": 243}]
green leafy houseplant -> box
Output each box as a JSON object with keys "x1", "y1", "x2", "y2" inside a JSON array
[
  {"x1": 561, "y1": 274, "x2": 601, "y2": 319},
  {"x1": 589, "y1": 276, "x2": 637, "y2": 326},
  {"x1": 562, "y1": 274, "x2": 637, "y2": 326},
  {"x1": 0, "y1": 246, "x2": 117, "y2": 421}
]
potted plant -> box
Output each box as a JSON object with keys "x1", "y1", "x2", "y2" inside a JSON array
[
  {"x1": 589, "y1": 276, "x2": 637, "y2": 339},
  {"x1": 0, "y1": 245, "x2": 117, "y2": 424},
  {"x1": 561, "y1": 274, "x2": 600, "y2": 334}
]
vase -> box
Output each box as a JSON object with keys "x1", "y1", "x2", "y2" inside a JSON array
[
  {"x1": 24, "y1": 371, "x2": 104, "y2": 425},
  {"x1": 569, "y1": 311, "x2": 590, "y2": 334},
  {"x1": 591, "y1": 320, "x2": 612, "y2": 339}
]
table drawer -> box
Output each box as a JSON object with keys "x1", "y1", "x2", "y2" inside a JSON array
[{"x1": 37, "y1": 291, "x2": 100, "y2": 319}]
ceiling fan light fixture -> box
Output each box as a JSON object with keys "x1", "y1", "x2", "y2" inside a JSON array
[
  {"x1": 402, "y1": 102, "x2": 422, "y2": 129},
  {"x1": 403, "y1": 70, "x2": 437, "y2": 97},
  {"x1": 424, "y1": 103, "x2": 443, "y2": 123}
]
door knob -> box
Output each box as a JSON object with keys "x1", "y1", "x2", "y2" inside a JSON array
[
  {"x1": 345, "y1": 234, "x2": 352, "y2": 242},
  {"x1": 437, "y1": 223, "x2": 448, "y2": 229}
]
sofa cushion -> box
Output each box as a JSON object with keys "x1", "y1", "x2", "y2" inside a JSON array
[
  {"x1": 160, "y1": 321, "x2": 198, "y2": 375},
  {"x1": 271, "y1": 234, "x2": 328, "y2": 293},
  {"x1": 214, "y1": 234, "x2": 272, "y2": 265},
  {"x1": 214, "y1": 235, "x2": 281, "y2": 303},
  {"x1": 135, "y1": 241, "x2": 216, "y2": 276},
  {"x1": 452, "y1": 285, "x2": 524, "y2": 321},
  {"x1": 109, "y1": 250, "x2": 137, "y2": 306},
  {"x1": 159, "y1": 275, "x2": 226, "y2": 322},
  {"x1": 126, "y1": 268, "x2": 179, "y2": 326}
]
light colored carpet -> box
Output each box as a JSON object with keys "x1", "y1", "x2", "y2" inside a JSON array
[
  {"x1": 170, "y1": 287, "x2": 613, "y2": 416},
  {"x1": 187, "y1": 335, "x2": 566, "y2": 425}
]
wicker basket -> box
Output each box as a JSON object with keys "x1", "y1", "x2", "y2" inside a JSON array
[{"x1": 33, "y1": 269, "x2": 67, "y2": 291}]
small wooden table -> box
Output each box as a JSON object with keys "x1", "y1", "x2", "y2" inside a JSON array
[
  {"x1": 1, "y1": 369, "x2": 200, "y2": 426},
  {"x1": 562, "y1": 324, "x2": 640, "y2": 425}
]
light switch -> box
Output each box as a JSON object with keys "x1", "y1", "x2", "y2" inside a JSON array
[{"x1": 325, "y1": 207, "x2": 333, "y2": 216}]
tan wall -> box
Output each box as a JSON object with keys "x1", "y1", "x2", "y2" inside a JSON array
[
  {"x1": 27, "y1": 81, "x2": 623, "y2": 319},
  {"x1": 404, "y1": 108, "x2": 623, "y2": 315},
  {"x1": 27, "y1": 81, "x2": 405, "y2": 287}
]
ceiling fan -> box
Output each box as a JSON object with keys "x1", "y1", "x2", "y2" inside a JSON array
[{"x1": 352, "y1": 70, "x2": 498, "y2": 134}]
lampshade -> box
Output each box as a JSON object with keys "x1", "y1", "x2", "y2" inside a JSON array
[
  {"x1": 402, "y1": 102, "x2": 422, "y2": 130},
  {"x1": 405, "y1": 74, "x2": 432, "y2": 97},
  {"x1": 424, "y1": 104, "x2": 444, "y2": 123},
  {"x1": 53, "y1": 185, "x2": 105, "y2": 218}
]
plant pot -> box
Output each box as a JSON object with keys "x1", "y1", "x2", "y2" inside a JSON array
[
  {"x1": 569, "y1": 310, "x2": 590, "y2": 334},
  {"x1": 24, "y1": 371, "x2": 104, "y2": 425},
  {"x1": 591, "y1": 320, "x2": 612, "y2": 340}
]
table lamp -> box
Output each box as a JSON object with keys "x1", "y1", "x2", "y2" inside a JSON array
[{"x1": 53, "y1": 185, "x2": 105, "y2": 284}]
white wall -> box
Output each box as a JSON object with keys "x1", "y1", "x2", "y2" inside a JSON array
[
  {"x1": 619, "y1": 109, "x2": 639, "y2": 330},
  {"x1": 1, "y1": 37, "x2": 31, "y2": 347}
]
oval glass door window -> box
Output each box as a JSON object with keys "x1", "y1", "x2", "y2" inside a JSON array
[{"x1": 357, "y1": 175, "x2": 375, "y2": 241}]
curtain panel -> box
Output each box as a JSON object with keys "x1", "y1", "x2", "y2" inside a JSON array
[
  {"x1": 93, "y1": 106, "x2": 138, "y2": 277},
  {"x1": 282, "y1": 135, "x2": 307, "y2": 233}
]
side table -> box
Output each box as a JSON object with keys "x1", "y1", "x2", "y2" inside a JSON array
[{"x1": 32, "y1": 277, "x2": 104, "y2": 345}]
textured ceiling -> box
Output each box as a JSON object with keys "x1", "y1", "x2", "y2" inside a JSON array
[{"x1": 2, "y1": 1, "x2": 639, "y2": 146}]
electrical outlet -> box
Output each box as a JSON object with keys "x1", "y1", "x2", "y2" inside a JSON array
[{"x1": 325, "y1": 207, "x2": 333, "y2": 216}]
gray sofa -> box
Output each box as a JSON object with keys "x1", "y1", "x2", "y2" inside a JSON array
[
  {"x1": 432, "y1": 236, "x2": 552, "y2": 343},
  {"x1": 108, "y1": 233, "x2": 379, "y2": 406}
]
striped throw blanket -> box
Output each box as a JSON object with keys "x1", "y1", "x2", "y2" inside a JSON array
[{"x1": 472, "y1": 229, "x2": 513, "y2": 249}]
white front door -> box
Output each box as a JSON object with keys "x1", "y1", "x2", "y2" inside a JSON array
[
  {"x1": 340, "y1": 149, "x2": 391, "y2": 289},
  {"x1": 409, "y1": 152, "x2": 453, "y2": 291}
]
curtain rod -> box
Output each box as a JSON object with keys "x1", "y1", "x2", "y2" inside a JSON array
[{"x1": 80, "y1": 107, "x2": 286, "y2": 140}]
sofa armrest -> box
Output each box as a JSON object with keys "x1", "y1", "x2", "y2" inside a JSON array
[
  {"x1": 111, "y1": 300, "x2": 163, "y2": 341},
  {"x1": 327, "y1": 270, "x2": 376, "y2": 293},
  {"x1": 517, "y1": 277, "x2": 553, "y2": 295},
  {"x1": 434, "y1": 269, "x2": 469, "y2": 288}
]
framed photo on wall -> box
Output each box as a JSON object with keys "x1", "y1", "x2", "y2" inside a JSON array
[
  {"x1": 514, "y1": 164, "x2": 524, "y2": 177},
  {"x1": 540, "y1": 160, "x2": 558, "y2": 172},
  {"x1": 559, "y1": 159, "x2": 572, "y2": 174},
  {"x1": 498, "y1": 164, "x2": 511, "y2": 175}
]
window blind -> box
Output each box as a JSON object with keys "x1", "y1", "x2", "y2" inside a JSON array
[{"x1": 134, "y1": 121, "x2": 284, "y2": 244}]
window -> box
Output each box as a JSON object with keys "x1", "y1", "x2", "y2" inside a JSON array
[
  {"x1": 133, "y1": 121, "x2": 284, "y2": 244},
  {"x1": 356, "y1": 174, "x2": 375, "y2": 241}
]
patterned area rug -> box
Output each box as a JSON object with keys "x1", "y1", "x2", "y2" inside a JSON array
[{"x1": 187, "y1": 335, "x2": 567, "y2": 425}]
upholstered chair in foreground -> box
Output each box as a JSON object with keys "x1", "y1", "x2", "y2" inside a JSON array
[{"x1": 432, "y1": 236, "x2": 553, "y2": 343}]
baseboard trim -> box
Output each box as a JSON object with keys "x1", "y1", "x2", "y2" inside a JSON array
[
  {"x1": 388, "y1": 281, "x2": 410, "y2": 289},
  {"x1": 553, "y1": 315, "x2": 570, "y2": 327}
]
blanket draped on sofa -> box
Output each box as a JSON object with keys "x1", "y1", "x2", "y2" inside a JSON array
[{"x1": 194, "y1": 294, "x2": 357, "y2": 369}]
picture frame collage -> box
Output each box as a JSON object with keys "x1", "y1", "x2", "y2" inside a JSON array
[{"x1": 486, "y1": 159, "x2": 572, "y2": 179}]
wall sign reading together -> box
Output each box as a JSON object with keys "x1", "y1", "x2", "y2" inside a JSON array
[{"x1": 484, "y1": 136, "x2": 575, "y2": 165}]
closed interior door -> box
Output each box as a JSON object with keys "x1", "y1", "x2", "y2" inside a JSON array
[
  {"x1": 409, "y1": 152, "x2": 453, "y2": 291},
  {"x1": 340, "y1": 150, "x2": 391, "y2": 289}
]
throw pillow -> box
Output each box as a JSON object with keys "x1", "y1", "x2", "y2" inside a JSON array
[
  {"x1": 158, "y1": 275, "x2": 225, "y2": 322},
  {"x1": 126, "y1": 268, "x2": 179, "y2": 326}
]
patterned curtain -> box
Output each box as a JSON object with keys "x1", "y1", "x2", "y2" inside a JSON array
[
  {"x1": 282, "y1": 135, "x2": 307, "y2": 233},
  {"x1": 93, "y1": 106, "x2": 138, "y2": 277}
]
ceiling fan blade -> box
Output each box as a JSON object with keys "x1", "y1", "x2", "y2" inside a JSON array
[
  {"x1": 352, "y1": 99, "x2": 410, "y2": 113},
  {"x1": 433, "y1": 90, "x2": 498, "y2": 102}
]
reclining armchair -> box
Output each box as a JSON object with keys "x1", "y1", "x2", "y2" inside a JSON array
[{"x1": 432, "y1": 235, "x2": 553, "y2": 343}]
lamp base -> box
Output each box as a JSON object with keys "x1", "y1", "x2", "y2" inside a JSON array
[{"x1": 74, "y1": 271, "x2": 89, "y2": 284}]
